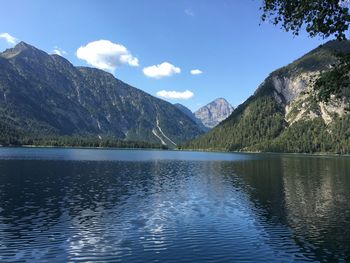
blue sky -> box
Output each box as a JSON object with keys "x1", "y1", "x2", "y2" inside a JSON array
[{"x1": 0, "y1": 0, "x2": 329, "y2": 111}]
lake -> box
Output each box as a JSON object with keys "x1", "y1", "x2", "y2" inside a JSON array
[{"x1": 0, "y1": 148, "x2": 349, "y2": 262}]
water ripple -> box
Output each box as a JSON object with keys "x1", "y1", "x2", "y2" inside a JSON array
[{"x1": 0, "y1": 150, "x2": 349, "y2": 262}]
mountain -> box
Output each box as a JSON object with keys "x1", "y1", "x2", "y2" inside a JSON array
[
  {"x1": 174, "y1": 103, "x2": 208, "y2": 132},
  {"x1": 184, "y1": 40, "x2": 350, "y2": 154},
  {"x1": 174, "y1": 103, "x2": 197, "y2": 122},
  {"x1": 0, "y1": 42, "x2": 203, "y2": 147},
  {"x1": 194, "y1": 98, "x2": 234, "y2": 128}
]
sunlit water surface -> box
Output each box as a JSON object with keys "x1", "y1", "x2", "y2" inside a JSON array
[{"x1": 0, "y1": 148, "x2": 349, "y2": 262}]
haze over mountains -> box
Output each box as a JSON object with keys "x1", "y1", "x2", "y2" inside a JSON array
[
  {"x1": 0, "y1": 42, "x2": 204, "y2": 147},
  {"x1": 185, "y1": 40, "x2": 350, "y2": 154}
]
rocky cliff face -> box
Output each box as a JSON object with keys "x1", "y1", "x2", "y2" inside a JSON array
[
  {"x1": 194, "y1": 98, "x2": 234, "y2": 128},
  {"x1": 271, "y1": 71, "x2": 348, "y2": 125},
  {"x1": 0, "y1": 42, "x2": 203, "y2": 146},
  {"x1": 186, "y1": 40, "x2": 350, "y2": 153}
]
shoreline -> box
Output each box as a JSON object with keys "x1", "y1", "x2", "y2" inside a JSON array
[
  {"x1": 1, "y1": 144, "x2": 349, "y2": 157},
  {"x1": 0, "y1": 144, "x2": 168, "y2": 151},
  {"x1": 177, "y1": 147, "x2": 350, "y2": 158}
]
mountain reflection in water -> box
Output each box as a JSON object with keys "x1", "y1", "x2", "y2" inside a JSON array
[{"x1": 0, "y1": 148, "x2": 349, "y2": 262}]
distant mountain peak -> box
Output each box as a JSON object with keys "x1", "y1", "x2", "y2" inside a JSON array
[
  {"x1": 214, "y1": 97, "x2": 226, "y2": 101},
  {"x1": 194, "y1": 98, "x2": 234, "y2": 128},
  {"x1": 1, "y1": 41, "x2": 45, "y2": 59},
  {"x1": 14, "y1": 41, "x2": 33, "y2": 49},
  {"x1": 211, "y1": 98, "x2": 230, "y2": 104}
]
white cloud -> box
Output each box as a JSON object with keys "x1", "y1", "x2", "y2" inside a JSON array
[
  {"x1": 190, "y1": 69, "x2": 203, "y2": 75},
  {"x1": 156, "y1": 90, "x2": 194, "y2": 100},
  {"x1": 0, "y1": 32, "x2": 18, "y2": 45},
  {"x1": 76, "y1": 40, "x2": 139, "y2": 73},
  {"x1": 143, "y1": 62, "x2": 181, "y2": 79},
  {"x1": 185, "y1": 8, "x2": 194, "y2": 16},
  {"x1": 52, "y1": 46, "x2": 67, "y2": 56}
]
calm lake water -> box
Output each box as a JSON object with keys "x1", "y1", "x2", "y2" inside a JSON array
[{"x1": 0, "y1": 148, "x2": 349, "y2": 262}]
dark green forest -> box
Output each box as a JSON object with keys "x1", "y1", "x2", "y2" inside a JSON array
[
  {"x1": 182, "y1": 100, "x2": 350, "y2": 154},
  {"x1": 0, "y1": 122, "x2": 167, "y2": 149}
]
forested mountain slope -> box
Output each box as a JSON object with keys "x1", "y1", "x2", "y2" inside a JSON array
[
  {"x1": 184, "y1": 40, "x2": 350, "y2": 154},
  {"x1": 0, "y1": 42, "x2": 203, "y2": 147}
]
